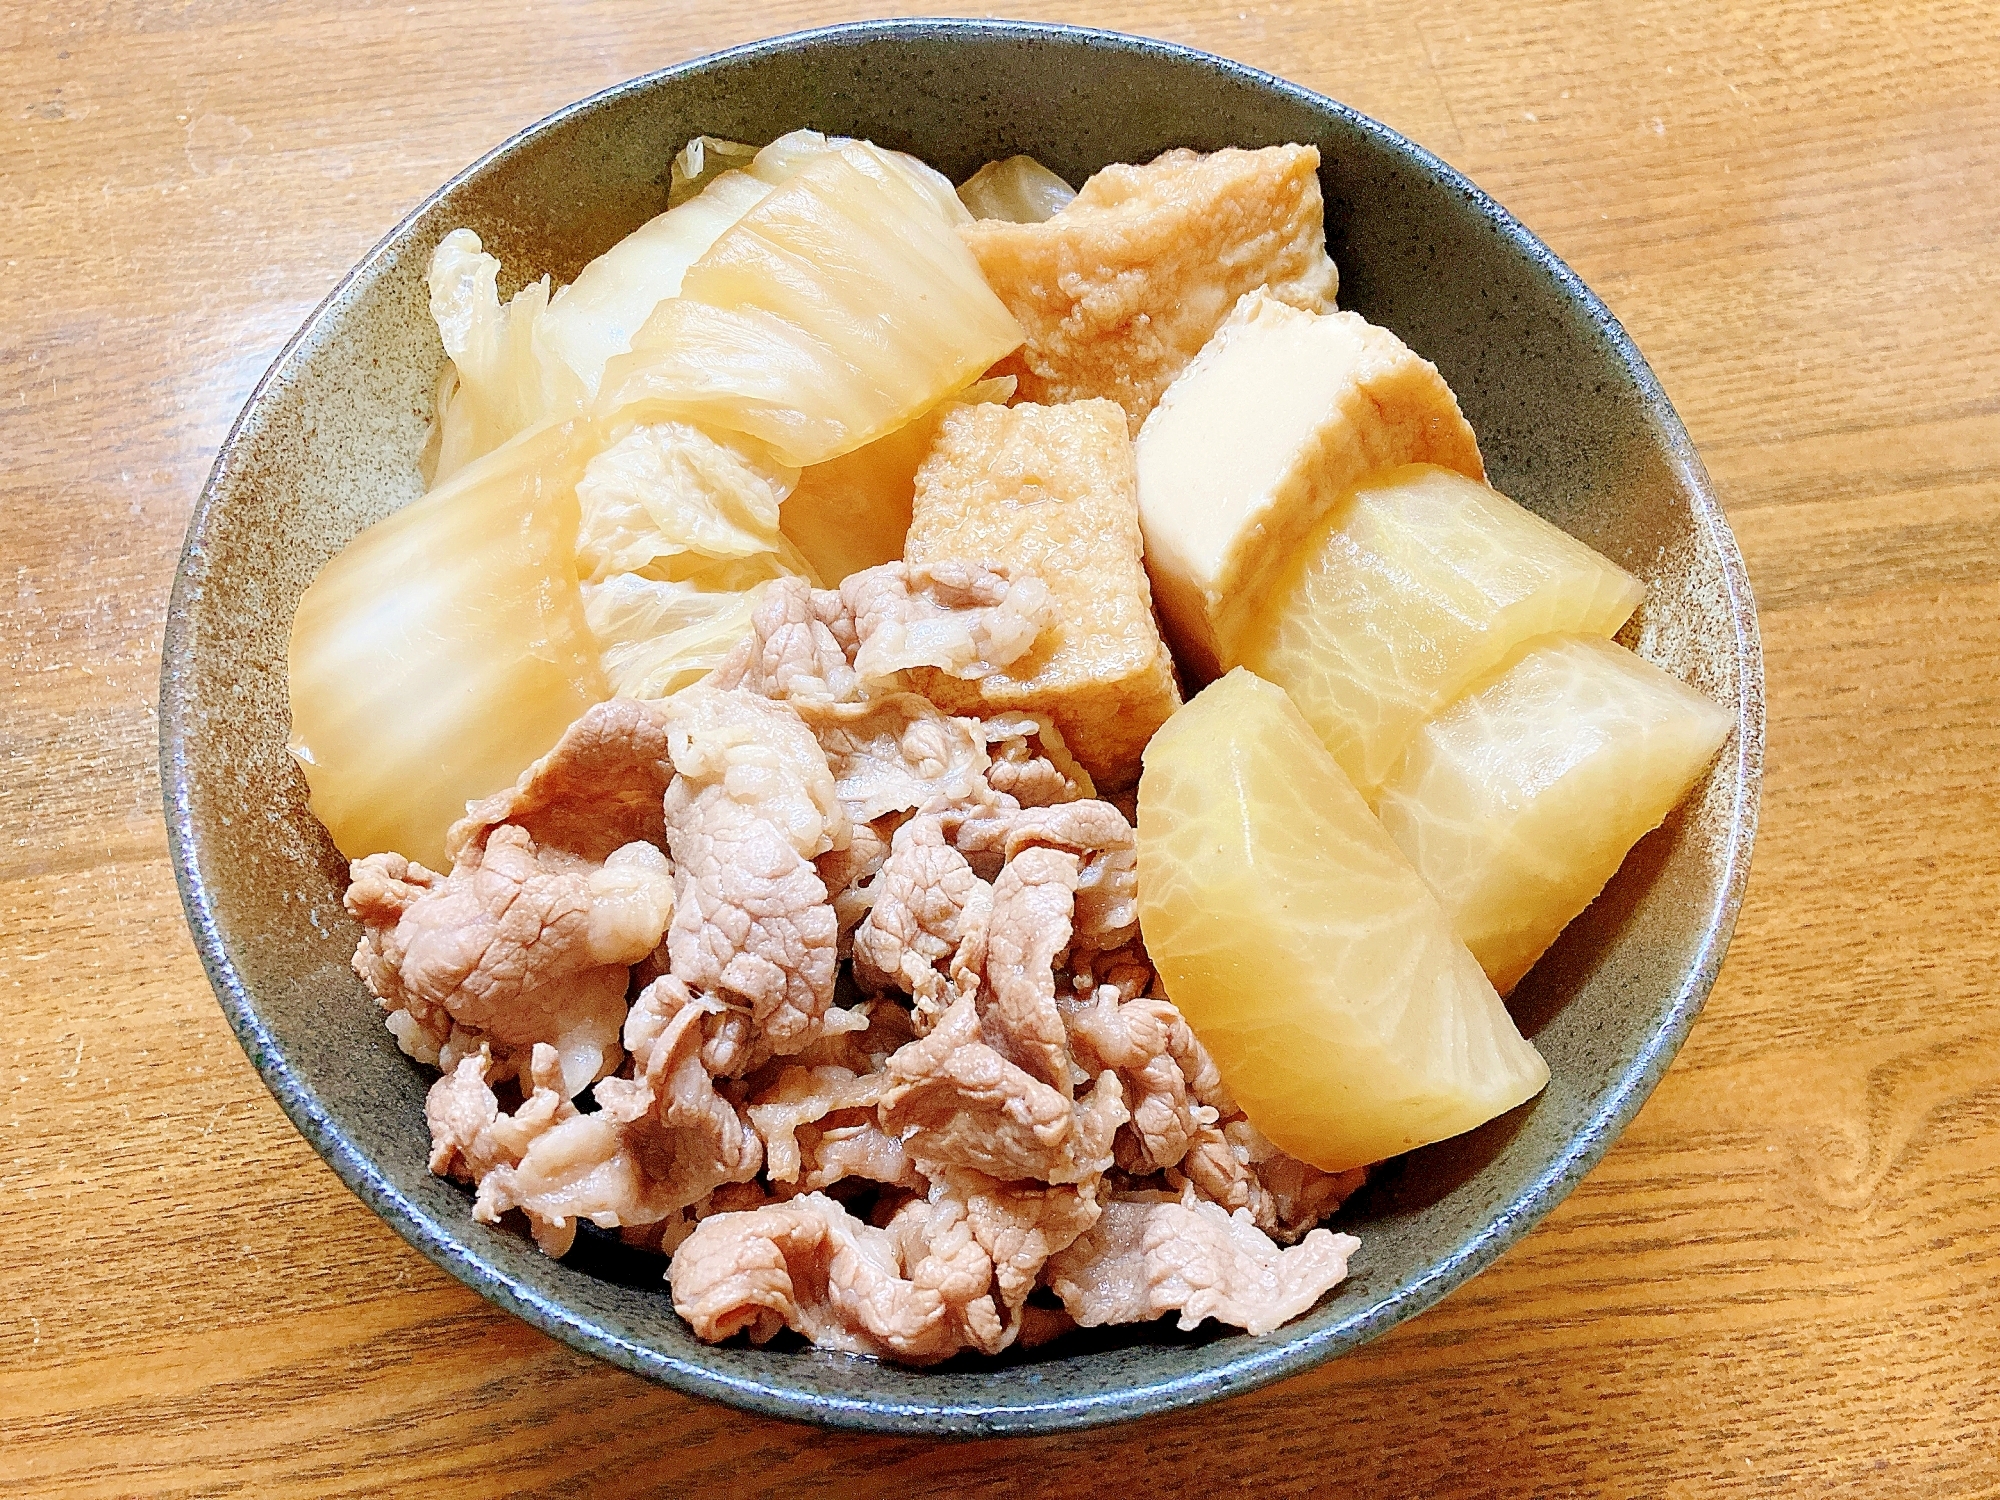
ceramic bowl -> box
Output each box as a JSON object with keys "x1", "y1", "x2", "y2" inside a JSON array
[{"x1": 160, "y1": 18, "x2": 1762, "y2": 1436}]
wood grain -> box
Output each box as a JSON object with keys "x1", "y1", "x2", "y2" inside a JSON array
[{"x1": 4, "y1": 0, "x2": 1998, "y2": 1494}]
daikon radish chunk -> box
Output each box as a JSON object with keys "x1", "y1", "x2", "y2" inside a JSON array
[
  {"x1": 1376, "y1": 635, "x2": 1733, "y2": 995},
  {"x1": 1233, "y1": 463, "x2": 1645, "y2": 798},
  {"x1": 1138, "y1": 669, "x2": 1548, "y2": 1171}
]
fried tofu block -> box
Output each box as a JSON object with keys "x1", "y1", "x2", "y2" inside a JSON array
[
  {"x1": 906, "y1": 400, "x2": 1181, "y2": 786},
  {"x1": 961, "y1": 146, "x2": 1340, "y2": 431},
  {"x1": 1135, "y1": 290, "x2": 1485, "y2": 678}
]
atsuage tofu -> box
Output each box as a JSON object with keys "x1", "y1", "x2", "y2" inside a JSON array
[
  {"x1": 906, "y1": 399, "x2": 1181, "y2": 786},
  {"x1": 963, "y1": 146, "x2": 1340, "y2": 431}
]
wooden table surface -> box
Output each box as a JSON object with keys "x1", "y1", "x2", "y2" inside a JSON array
[{"x1": 6, "y1": 1, "x2": 1997, "y2": 1494}]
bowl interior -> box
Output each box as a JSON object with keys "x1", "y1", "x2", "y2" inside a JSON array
[{"x1": 161, "y1": 20, "x2": 1760, "y2": 1437}]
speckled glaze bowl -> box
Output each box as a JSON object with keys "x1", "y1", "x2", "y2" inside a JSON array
[{"x1": 160, "y1": 19, "x2": 1762, "y2": 1436}]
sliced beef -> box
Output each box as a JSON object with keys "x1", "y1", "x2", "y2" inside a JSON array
[
  {"x1": 841, "y1": 560, "x2": 1052, "y2": 684},
  {"x1": 474, "y1": 977, "x2": 764, "y2": 1252},
  {"x1": 668, "y1": 1191, "x2": 984, "y2": 1363},
  {"x1": 658, "y1": 685, "x2": 845, "y2": 1070},
  {"x1": 424, "y1": 1042, "x2": 580, "y2": 1254},
  {"x1": 1043, "y1": 1194, "x2": 1359, "y2": 1336}
]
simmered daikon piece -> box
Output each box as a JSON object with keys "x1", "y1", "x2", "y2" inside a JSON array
[
  {"x1": 1376, "y1": 635, "x2": 1733, "y2": 994},
  {"x1": 1138, "y1": 669, "x2": 1549, "y2": 1171},
  {"x1": 1232, "y1": 463, "x2": 1645, "y2": 798}
]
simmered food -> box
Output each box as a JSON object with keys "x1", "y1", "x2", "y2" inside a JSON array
[
  {"x1": 291, "y1": 129, "x2": 1730, "y2": 1366},
  {"x1": 289, "y1": 417, "x2": 609, "y2": 868},
  {"x1": 603, "y1": 141, "x2": 1023, "y2": 467},
  {"x1": 965, "y1": 145, "x2": 1340, "y2": 429},
  {"x1": 1137, "y1": 669, "x2": 1550, "y2": 1170},
  {"x1": 903, "y1": 398, "x2": 1182, "y2": 785},
  {"x1": 1375, "y1": 635, "x2": 1733, "y2": 993},
  {"x1": 956, "y1": 153, "x2": 1078, "y2": 223},
  {"x1": 778, "y1": 376, "x2": 1014, "y2": 585},
  {"x1": 1133, "y1": 291, "x2": 1485, "y2": 677},
  {"x1": 1233, "y1": 463, "x2": 1646, "y2": 798},
  {"x1": 572, "y1": 419, "x2": 814, "y2": 699}
]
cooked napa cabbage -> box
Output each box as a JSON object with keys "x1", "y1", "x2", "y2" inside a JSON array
[
  {"x1": 669, "y1": 135, "x2": 762, "y2": 207},
  {"x1": 426, "y1": 232, "x2": 584, "y2": 484},
  {"x1": 288, "y1": 418, "x2": 610, "y2": 868},
  {"x1": 545, "y1": 130, "x2": 952, "y2": 404},
  {"x1": 957, "y1": 154, "x2": 1078, "y2": 222},
  {"x1": 426, "y1": 187, "x2": 772, "y2": 482},
  {"x1": 573, "y1": 421, "x2": 817, "y2": 694},
  {"x1": 424, "y1": 134, "x2": 830, "y2": 479},
  {"x1": 601, "y1": 141, "x2": 1024, "y2": 468},
  {"x1": 674, "y1": 130, "x2": 971, "y2": 225},
  {"x1": 301, "y1": 129, "x2": 1021, "y2": 857},
  {"x1": 583, "y1": 571, "x2": 773, "y2": 699},
  {"x1": 753, "y1": 131, "x2": 972, "y2": 226},
  {"x1": 575, "y1": 421, "x2": 800, "y2": 581},
  {"x1": 532, "y1": 172, "x2": 774, "y2": 412},
  {"x1": 428, "y1": 131, "x2": 977, "y2": 483}
]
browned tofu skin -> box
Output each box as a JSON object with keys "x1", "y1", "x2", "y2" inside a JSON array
[
  {"x1": 962, "y1": 146, "x2": 1340, "y2": 431},
  {"x1": 906, "y1": 400, "x2": 1182, "y2": 787}
]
